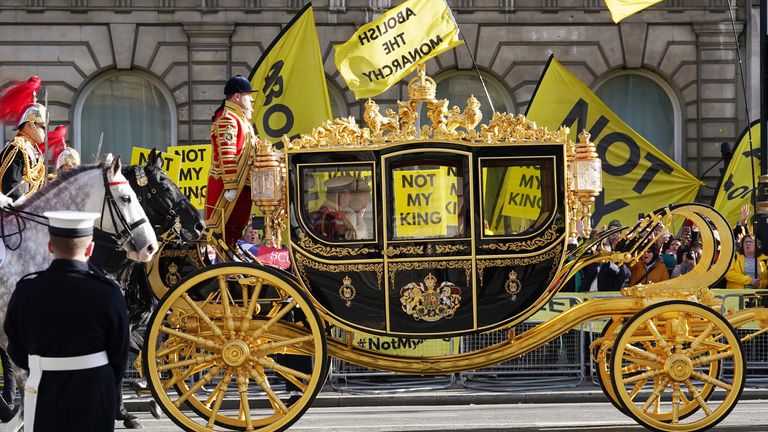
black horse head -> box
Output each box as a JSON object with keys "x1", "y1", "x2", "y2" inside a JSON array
[{"x1": 124, "y1": 149, "x2": 205, "y2": 241}]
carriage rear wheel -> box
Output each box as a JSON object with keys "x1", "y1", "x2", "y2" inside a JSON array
[
  {"x1": 143, "y1": 263, "x2": 327, "y2": 432},
  {"x1": 610, "y1": 301, "x2": 744, "y2": 432}
]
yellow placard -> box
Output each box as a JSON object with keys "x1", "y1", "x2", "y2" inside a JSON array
[
  {"x1": 526, "y1": 57, "x2": 702, "y2": 228},
  {"x1": 167, "y1": 144, "x2": 212, "y2": 210},
  {"x1": 353, "y1": 332, "x2": 455, "y2": 357},
  {"x1": 393, "y1": 167, "x2": 459, "y2": 238},
  {"x1": 130, "y1": 147, "x2": 181, "y2": 182},
  {"x1": 498, "y1": 166, "x2": 543, "y2": 220},
  {"x1": 712, "y1": 121, "x2": 760, "y2": 227},
  {"x1": 333, "y1": 0, "x2": 463, "y2": 99}
]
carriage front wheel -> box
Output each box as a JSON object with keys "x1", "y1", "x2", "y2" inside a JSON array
[
  {"x1": 143, "y1": 263, "x2": 328, "y2": 432},
  {"x1": 610, "y1": 300, "x2": 744, "y2": 432}
]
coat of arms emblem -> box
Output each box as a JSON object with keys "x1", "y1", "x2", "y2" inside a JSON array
[{"x1": 399, "y1": 273, "x2": 461, "y2": 322}]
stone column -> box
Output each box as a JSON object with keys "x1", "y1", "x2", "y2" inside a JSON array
[
  {"x1": 184, "y1": 23, "x2": 235, "y2": 145},
  {"x1": 693, "y1": 21, "x2": 743, "y2": 199}
]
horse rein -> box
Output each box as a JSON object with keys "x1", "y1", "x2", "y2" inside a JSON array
[{"x1": 98, "y1": 168, "x2": 148, "y2": 253}]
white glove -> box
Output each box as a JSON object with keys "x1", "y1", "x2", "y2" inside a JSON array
[
  {"x1": 0, "y1": 194, "x2": 12, "y2": 209},
  {"x1": 12, "y1": 195, "x2": 26, "y2": 207},
  {"x1": 223, "y1": 189, "x2": 237, "y2": 201}
]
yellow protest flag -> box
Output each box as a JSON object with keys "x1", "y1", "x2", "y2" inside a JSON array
[
  {"x1": 604, "y1": 0, "x2": 663, "y2": 23},
  {"x1": 526, "y1": 56, "x2": 702, "y2": 228},
  {"x1": 334, "y1": 0, "x2": 463, "y2": 99},
  {"x1": 250, "y1": 4, "x2": 332, "y2": 143},
  {"x1": 712, "y1": 121, "x2": 761, "y2": 226},
  {"x1": 129, "y1": 147, "x2": 181, "y2": 182}
]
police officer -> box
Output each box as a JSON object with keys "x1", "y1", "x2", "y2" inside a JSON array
[{"x1": 4, "y1": 211, "x2": 129, "y2": 431}]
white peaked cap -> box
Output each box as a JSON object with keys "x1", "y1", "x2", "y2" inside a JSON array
[{"x1": 44, "y1": 211, "x2": 100, "y2": 238}]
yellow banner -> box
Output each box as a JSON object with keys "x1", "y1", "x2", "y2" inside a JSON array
[
  {"x1": 334, "y1": 0, "x2": 463, "y2": 99},
  {"x1": 526, "y1": 57, "x2": 702, "y2": 228},
  {"x1": 250, "y1": 4, "x2": 332, "y2": 143},
  {"x1": 167, "y1": 144, "x2": 212, "y2": 210},
  {"x1": 393, "y1": 167, "x2": 460, "y2": 238},
  {"x1": 712, "y1": 121, "x2": 761, "y2": 227},
  {"x1": 353, "y1": 332, "x2": 455, "y2": 356},
  {"x1": 604, "y1": 0, "x2": 663, "y2": 23},
  {"x1": 130, "y1": 147, "x2": 181, "y2": 182}
]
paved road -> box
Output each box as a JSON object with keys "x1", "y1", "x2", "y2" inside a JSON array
[{"x1": 116, "y1": 399, "x2": 768, "y2": 431}]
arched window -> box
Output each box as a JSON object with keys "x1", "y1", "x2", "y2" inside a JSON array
[
  {"x1": 425, "y1": 70, "x2": 515, "y2": 123},
  {"x1": 327, "y1": 79, "x2": 349, "y2": 119},
  {"x1": 595, "y1": 72, "x2": 681, "y2": 162},
  {"x1": 75, "y1": 71, "x2": 176, "y2": 160}
]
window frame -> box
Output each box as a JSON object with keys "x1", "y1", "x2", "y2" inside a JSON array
[
  {"x1": 593, "y1": 69, "x2": 682, "y2": 163},
  {"x1": 430, "y1": 69, "x2": 516, "y2": 118},
  {"x1": 73, "y1": 69, "x2": 177, "y2": 154}
]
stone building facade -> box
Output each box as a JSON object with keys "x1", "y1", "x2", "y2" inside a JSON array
[{"x1": 0, "y1": 0, "x2": 760, "y2": 198}]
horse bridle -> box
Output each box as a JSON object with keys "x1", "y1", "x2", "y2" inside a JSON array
[
  {"x1": 100, "y1": 168, "x2": 148, "y2": 252},
  {"x1": 132, "y1": 166, "x2": 184, "y2": 238}
]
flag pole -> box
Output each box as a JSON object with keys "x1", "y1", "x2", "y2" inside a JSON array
[
  {"x1": 756, "y1": 0, "x2": 768, "y2": 255},
  {"x1": 458, "y1": 29, "x2": 495, "y2": 113}
]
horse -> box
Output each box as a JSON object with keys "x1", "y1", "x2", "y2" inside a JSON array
[
  {"x1": 90, "y1": 149, "x2": 205, "y2": 428},
  {"x1": 0, "y1": 156, "x2": 158, "y2": 428}
]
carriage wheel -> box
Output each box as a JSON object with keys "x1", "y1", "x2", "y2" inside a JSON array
[
  {"x1": 594, "y1": 319, "x2": 625, "y2": 413},
  {"x1": 610, "y1": 301, "x2": 744, "y2": 432},
  {"x1": 143, "y1": 263, "x2": 327, "y2": 432}
]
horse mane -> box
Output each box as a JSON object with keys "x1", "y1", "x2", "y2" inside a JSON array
[{"x1": 20, "y1": 164, "x2": 105, "y2": 209}]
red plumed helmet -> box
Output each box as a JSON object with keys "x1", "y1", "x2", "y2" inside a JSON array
[
  {"x1": 0, "y1": 76, "x2": 42, "y2": 127},
  {"x1": 48, "y1": 125, "x2": 67, "y2": 158}
]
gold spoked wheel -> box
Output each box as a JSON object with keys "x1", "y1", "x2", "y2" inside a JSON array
[
  {"x1": 594, "y1": 319, "x2": 625, "y2": 414},
  {"x1": 143, "y1": 263, "x2": 327, "y2": 432},
  {"x1": 610, "y1": 301, "x2": 744, "y2": 432}
]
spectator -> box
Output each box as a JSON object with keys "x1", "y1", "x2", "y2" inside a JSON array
[
  {"x1": 629, "y1": 244, "x2": 670, "y2": 285},
  {"x1": 581, "y1": 239, "x2": 630, "y2": 292},
  {"x1": 725, "y1": 234, "x2": 768, "y2": 289},
  {"x1": 671, "y1": 250, "x2": 697, "y2": 278},
  {"x1": 662, "y1": 237, "x2": 681, "y2": 273}
]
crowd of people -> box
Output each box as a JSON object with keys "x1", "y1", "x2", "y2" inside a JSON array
[{"x1": 564, "y1": 204, "x2": 767, "y2": 293}]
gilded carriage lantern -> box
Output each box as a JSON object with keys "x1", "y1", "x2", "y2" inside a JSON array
[
  {"x1": 251, "y1": 138, "x2": 287, "y2": 246},
  {"x1": 571, "y1": 130, "x2": 602, "y2": 236}
]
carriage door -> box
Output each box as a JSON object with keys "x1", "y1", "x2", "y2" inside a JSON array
[{"x1": 382, "y1": 149, "x2": 474, "y2": 335}]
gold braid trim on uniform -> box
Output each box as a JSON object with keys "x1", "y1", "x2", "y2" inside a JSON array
[{"x1": 0, "y1": 136, "x2": 46, "y2": 197}]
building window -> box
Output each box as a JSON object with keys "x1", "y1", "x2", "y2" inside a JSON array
[
  {"x1": 327, "y1": 79, "x2": 348, "y2": 118},
  {"x1": 424, "y1": 70, "x2": 514, "y2": 126},
  {"x1": 595, "y1": 72, "x2": 680, "y2": 162},
  {"x1": 75, "y1": 71, "x2": 176, "y2": 161}
]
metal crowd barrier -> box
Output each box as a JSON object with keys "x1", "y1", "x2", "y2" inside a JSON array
[{"x1": 459, "y1": 296, "x2": 585, "y2": 391}]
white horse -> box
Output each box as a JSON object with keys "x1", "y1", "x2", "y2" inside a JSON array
[{"x1": 0, "y1": 156, "x2": 157, "y2": 429}]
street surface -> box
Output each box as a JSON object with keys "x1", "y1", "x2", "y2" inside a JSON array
[{"x1": 116, "y1": 399, "x2": 768, "y2": 431}]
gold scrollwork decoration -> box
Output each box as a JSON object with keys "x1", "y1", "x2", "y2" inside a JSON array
[
  {"x1": 476, "y1": 245, "x2": 562, "y2": 286},
  {"x1": 294, "y1": 253, "x2": 383, "y2": 289},
  {"x1": 479, "y1": 226, "x2": 560, "y2": 252},
  {"x1": 400, "y1": 273, "x2": 461, "y2": 322},
  {"x1": 384, "y1": 245, "x2": 424, "y2": 257},
  {"x1": 435, "y1": 244, "x2": 467, "y2": 254},
  {"x1": 388, "y1": 260, "x2": 472, "y2": 288},
  {"x1": 297, "y1": 232, "x2": 377, "y2": 257}
]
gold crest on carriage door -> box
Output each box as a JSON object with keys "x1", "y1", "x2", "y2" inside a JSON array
[{"x1": 394, "y1": 167, "x2": 459, "y2": 238}]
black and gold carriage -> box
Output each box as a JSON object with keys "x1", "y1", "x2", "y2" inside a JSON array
[{"x1": 142, "y1": 65, "x2": 768, "y2": 432}]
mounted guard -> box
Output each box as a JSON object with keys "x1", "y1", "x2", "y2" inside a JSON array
[{"x1": 0, "y1": 76, "x2": 48, "y2": 207}]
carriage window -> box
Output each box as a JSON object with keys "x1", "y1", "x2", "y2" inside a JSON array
[
  {"x1": 390, "y1": 161, "x2": 465, "y2": 240},
  {"x1": 482, "y1": 159, "x2": 554, "y2": 236},
  {"x1": 301, "y1": 165, "x2": 374, "y2": 242}
]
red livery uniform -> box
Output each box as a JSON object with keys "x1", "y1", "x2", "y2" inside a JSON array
[{"x1": 206, "y1": 100, "x2": 254, "y2": 246}]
